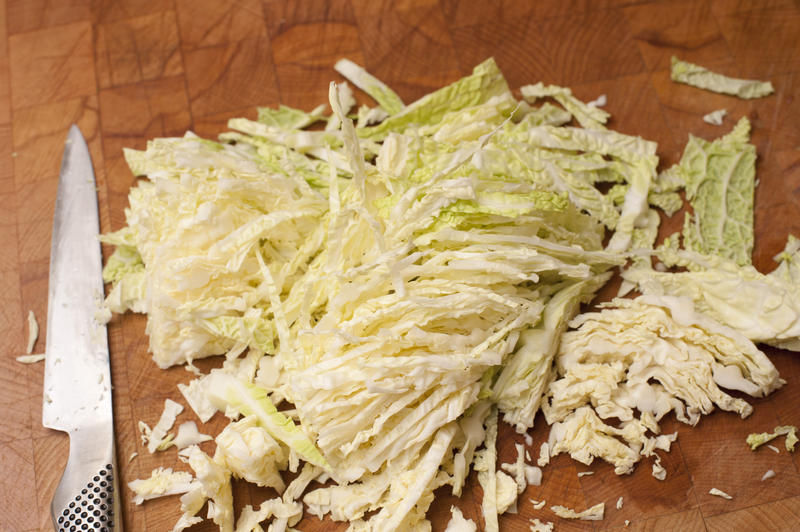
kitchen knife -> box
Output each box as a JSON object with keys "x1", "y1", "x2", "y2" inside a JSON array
[{"x1": 42, "y1": 125, "x2": 121, "y2": 532}]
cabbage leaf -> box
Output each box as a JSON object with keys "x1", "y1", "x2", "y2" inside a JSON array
[{"x1": 676, "y1": 117, "x2": 756, "y2": 265}]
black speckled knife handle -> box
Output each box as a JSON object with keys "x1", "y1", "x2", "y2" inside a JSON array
[{"x1": 51, "y1": 425, "x2": 121, "y2": 532}]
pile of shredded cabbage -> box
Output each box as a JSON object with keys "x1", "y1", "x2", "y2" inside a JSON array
[{"x1": 104, "y1": 58, "x2": 791, "y2": 531}]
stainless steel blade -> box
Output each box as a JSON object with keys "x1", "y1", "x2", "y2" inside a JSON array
[
  {"x1": 43, "y1": 125, "x2": 110, "y2": 431},
  {"x1": 42, "y1": 125, "x2": 120, "y2": 532}
]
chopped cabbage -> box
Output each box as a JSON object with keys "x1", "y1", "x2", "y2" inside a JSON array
[
  {"x1": 128, "y1": 467, "x2": 196, "y2": 505},
  {"x1": 214, "y1": 415, "x2": 287, "y2": 492},
  {"x1": 257, "y1": 103, "x2": 326, "y2": 130},
  {"x1": 543, "y1": 295, "x2": 783, "y2": 474},
  {"x1": 670, "y1": 56, "x2": 775, "y2": 99},
  {"x1": 494, "y1": 470, "x2": 519, "y2": 515},
  {"x1": 173, "y1": 421, "x2": 213, "y2": 450},
  {"x1": 551, "y1": 501, "x2": 605, "y2": 520},
  {"x1": 623, "y1": 236, "x2": 800, "y2": 350},
  {"x1": 747, "y1": 425, "x2": 799, "y2": 452},
  {"x1": 103, "y1": 55, "x2": 796, "y2": 532},
  {"x1": 652, "y1": 457, "x2": 667, "y2": 481},
  {"x1": 475, "y1": 409, "x2": 500, "y2": 532},
  {"x1": 500, "y1": 443, "x2": 542, "y2": 492},
  {"x1": 703, "y1": 109, "x2": 727, "y2": 126},
  {"x1": 444, "y1": 506, "x2": 477, "y2": 532},
  {"x1": 786, "y1": 428, "x2": 799, "y2": 451},
  {"x1": 304, "y1": 471, "x2": 390, "y2": 522},
  {"x1": 334, "y1": 59, "x2": 405, "y2": 115},
  {"x1": 708, "y1": 487, "x2": 733, "y2": 500},
  {"x1": 529, "y1": 518, "x2": 554, "y2": 532},
  {"x1": 141, "y1": 398, "x2": 184, "y2": 453},
  {"x1": 358, "y1": 58, "x2": 510, "y2": 140},
  {"x1": 364, "y1": 423, "x2": 457, "y2": 531},
  {"x1": 525, "y1": 466, "x2": 542, "y2": 486},
  {"x1": 233, "y1": 498, "x2": 302, "y2": 532},
  {"x1": 493, "y1": 275, "x2": 613, "y2": 432},
  {"x1": 587, "y1": 94, "x2": 607, "y2": 108},
  {"x1": 16, "y1": 353, "x2": 46, "y2": 364},
  {"x1": 26, "y1": 310, "x2": 38, "y2": 354},
  {"x1": 746, "y1": 430, "x2": 781, "y2": 450},
  {"x1": 204, "y1": 372, "x2": 330, "y2": 472},
  {"x1": 521, "y1": 82, "x2": 610, "y2": 130},
  {"x1": 648, "y1": 189, "x2": 684, "y2": 217},
  {"x1": 175, "y1": 445, "x2": 234, "y2": 532},
  {"x1": 675, "y1": 117, "x2": 756, "y2": 265},
  {"x1": 538, "y1": 442, "x2": 550, "y2": 467}
]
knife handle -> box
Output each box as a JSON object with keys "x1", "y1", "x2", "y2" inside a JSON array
[{"x1": 50, "y1": 425, "x2": 121, "y2": 532}]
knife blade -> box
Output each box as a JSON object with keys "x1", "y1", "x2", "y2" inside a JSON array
[{"x1": 42, "y1": 125, "x2": 121, "y2": 532}]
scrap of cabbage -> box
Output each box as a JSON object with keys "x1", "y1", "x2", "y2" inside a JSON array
[
  {"x1": 746, "y1": 425, "x2": 798, "y2": 452},
  {"x1": 670, "y1": 56, "x2": 775, "y2": 99},
  {"x1": 550, "y1": 502, "x2": 605, "y2": 520},
  {"x1": 105, "y1": 56, "x2": 784, "y2": 532}
]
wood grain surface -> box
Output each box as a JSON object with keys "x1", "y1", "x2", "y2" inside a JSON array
[{"x1": 1, "y1": 1, "x2": 800, "y2": 531}]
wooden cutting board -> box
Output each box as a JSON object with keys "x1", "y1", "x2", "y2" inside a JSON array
[{"x1": 2, "y1": 1, "x2": 800, "y2": 530}]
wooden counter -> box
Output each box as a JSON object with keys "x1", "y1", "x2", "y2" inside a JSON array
[{"x1": 1, "y1": 1, "x2": 799, "y2": 530}]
